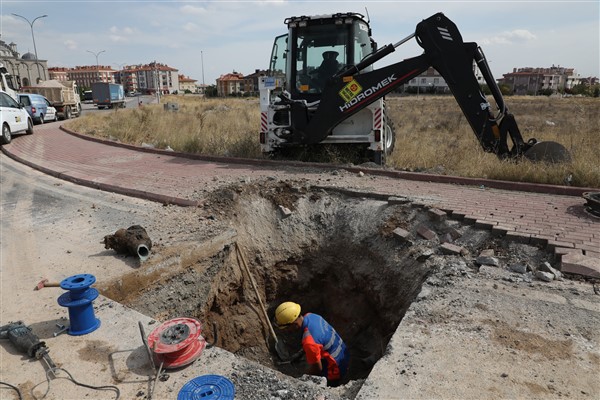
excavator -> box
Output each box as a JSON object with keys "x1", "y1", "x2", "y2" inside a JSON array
[{"x1": 258, "y1": 12, "x2": 570, "y2": 165}]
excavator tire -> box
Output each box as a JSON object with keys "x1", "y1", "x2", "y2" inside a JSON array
[
  {"x1": 523, "y1": 141, "x2": 571, "y2": 163},
  {"x1": 373, "y1": 107, "x2": 397, "y2": 165}
]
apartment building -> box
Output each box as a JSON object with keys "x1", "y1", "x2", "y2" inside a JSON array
[
  {"x1": 216, "y1": 72, "x2": 245, "y2": 96},
  {"x1": 116, "y1": 62, "x2": 179, "y2": 94},
  {"x1": 178, "y1": 74, "x2": 198, "y2": 93},
  {"x1": 497, "y1": 66, "x2": 583, "y2": 95}
]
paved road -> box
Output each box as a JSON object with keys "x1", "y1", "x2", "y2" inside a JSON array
[{"x1": 2, "y1": 123, "x2": 598, "y2": 275}]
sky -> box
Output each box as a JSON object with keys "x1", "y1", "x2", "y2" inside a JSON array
[{"x1": 1, "y1": 0, "x2": 598, "y2": 85}]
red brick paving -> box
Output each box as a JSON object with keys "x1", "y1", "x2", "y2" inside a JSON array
[{"x1": 2, "y1": 124, "x2": 598, "y2": 275}]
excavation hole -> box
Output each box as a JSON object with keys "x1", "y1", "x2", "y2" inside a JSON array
[{"x1": 107, "y1": 183, "x2": 440, "y2": 385}]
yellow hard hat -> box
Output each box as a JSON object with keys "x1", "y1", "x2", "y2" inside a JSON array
[{"x1": 275, "y1": 302, "x2": 301, "y2": 327}]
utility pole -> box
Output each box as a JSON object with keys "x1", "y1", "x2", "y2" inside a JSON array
[
  {"x1": 87, "y1": 50, "x2": 106, "y2": 82},
  {"x1": 12, "y1": 13, "x2": 47, "y2": 81},
  {"x1": 201, "y1": 51, "x2": 205, "y2": 96}
]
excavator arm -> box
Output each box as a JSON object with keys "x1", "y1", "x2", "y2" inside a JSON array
[{"x1": 279, "y1": 13, "x2": 568, "y2": 161}]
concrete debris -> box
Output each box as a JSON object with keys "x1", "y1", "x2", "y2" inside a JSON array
[
  {"x1": 427, "y1": 208, "x2": 447, "y2": 221},
  {"x1": 387, "y1": 196, "x2": 410, "y2": 205},
  {"x1": 357, "y1": 171, "x2": 365, "y2": 177},
  {"x1": 440, "y1": 242, "x2": 467, "y2": 256},
  {"x1": 417, "y1": 249, "x2": 435, "y2": 262},
  {"x1": 416, "y1": 225, "x2": 437, "y2": 240},
  {"x1": 536, "y1": 270, "x2": 555, "y2": 282},
  {"x1": 278, "y1": 205, "x2": 292, "y2": 218},
  {"x1": 440, "y1": 233, "x2": 453, "y2": 243},
  {"x1": 509, "y1": 263, "x2": 528, "y2": 274},
  {"x1": 561, "y1": 253, "x2": 600, "y2": 279},
  {"x1": 539, "y1": 261, "x2": 563, "y2": 281},
  {"x1": 479, "y1": 249, "x2": 495, "y2": 257},
  {"x1": 393, "y1": 227, "x2": 411, "y2": 241},
  {"x1": 476, "y1": 256, "x2": 500, "y2": 267}
]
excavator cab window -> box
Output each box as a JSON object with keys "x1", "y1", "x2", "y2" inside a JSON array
[
  {"x1": 290, "y1": 17, "x2": 373, "y2": 97},
  {"x1": 269, "y1": 34, "x2": 288, "y2": 86}
]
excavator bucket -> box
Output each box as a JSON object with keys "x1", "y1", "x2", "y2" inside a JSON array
[{"x1": 523, "y1": 141, "x2": 571, "y2": 163}]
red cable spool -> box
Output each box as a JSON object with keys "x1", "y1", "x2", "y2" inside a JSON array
[{"x1": 147, "y1": 317, "x2": 206, "y2": 369}]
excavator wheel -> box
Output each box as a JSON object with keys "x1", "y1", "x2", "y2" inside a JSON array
[{"x1": 523, "y1": 141, "x2": 571, "y2": 163}]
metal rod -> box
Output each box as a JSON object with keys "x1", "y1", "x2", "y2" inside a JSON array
[{"x1": 393, "y1": 32, "x2": 416, "y2": 49}]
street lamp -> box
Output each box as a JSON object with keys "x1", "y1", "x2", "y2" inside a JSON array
[
  {"x1": 12, "y1": 13, "x2": 47, "y2": 81},
  {"x1": 87, "y1": 50, "x2": 106, "y2": 82}
]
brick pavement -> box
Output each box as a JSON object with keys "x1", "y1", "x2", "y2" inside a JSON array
[{"x1": 2, "y1": 124, "x2": 598, "y2": 276}]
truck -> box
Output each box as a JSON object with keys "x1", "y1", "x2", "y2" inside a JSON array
[
  {"x1": 92, "y1": 82, "x2": 125, "y2": 109},
  {"x1": 0, "y1": 63, "x2": 19, "y2": 101},
  {"x1": 259, "y1": 12, "x2": 570, "y2": 164},
  {"x1": 21, "y1": 80, "x2": 82, "y2": 120}
]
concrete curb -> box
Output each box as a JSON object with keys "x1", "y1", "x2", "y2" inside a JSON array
[{"x1": 60, "y1": 126, "x2": 596, "y2": 197}]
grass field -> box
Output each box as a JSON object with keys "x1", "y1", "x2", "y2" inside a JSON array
[{"x1": 65, "y1": 95, "x2": 599, "y2": 188}]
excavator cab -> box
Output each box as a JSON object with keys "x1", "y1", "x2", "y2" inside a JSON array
[
  {"x1": 261, "y1": 13, "x2": 395, "y2": 164},
  {"x1": 286, "y1": 14, "x2": 374, "y2": 97}
]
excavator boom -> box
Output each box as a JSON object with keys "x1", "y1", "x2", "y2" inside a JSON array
[{"x1": 275, "y1": 13, "x2": 569, "y2": 162}]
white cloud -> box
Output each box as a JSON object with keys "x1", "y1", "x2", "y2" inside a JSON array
[
  {"x1": 183, "y1": 22, "x2": 199, "y2": 33},
  {"x1": 180, "y1": 5, "x2": 207, "y2": 15},
  {"x1": 63, "y1": 40, "x2": 78, "y2": 51},
  {"x1": 481, "y1": 29, "x2": 536, "y2": 46}
]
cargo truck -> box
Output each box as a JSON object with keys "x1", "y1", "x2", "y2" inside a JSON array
[
  {"x1": 0, "y1": 63, "x2": 19, "y2": 101},
  {"x1": 92, "y1": 82, "x2": 125, "y2": 109},
  {"x1": 21, "y1": 80, "x2": 82, "y2": 120}
]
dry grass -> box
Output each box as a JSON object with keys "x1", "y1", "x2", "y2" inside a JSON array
[{"x1": 65, "y1": 95, "x2": 600, "y2": 188}]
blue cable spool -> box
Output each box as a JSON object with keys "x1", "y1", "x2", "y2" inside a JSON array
[
  {"x1": 57, "y1": 274, "x2": 101, "y2": 335},
  {"x1": 177, "y1": 375, "x2": 235, "y2": 400}
]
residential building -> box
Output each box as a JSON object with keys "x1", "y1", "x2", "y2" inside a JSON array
[
  {"x1": 116, "y1": 62, "x2": 179, "y2": 94},
  {"x1": 216, "y1": 72, "x2": 244, "y2": 96},
  {"x1": 407, "y1": 67, "x2": 450, "y2": 94},
  {"x1": 178, "y1": 74, "x2": 197, "y2": 93},
  {"x1": 243, "y1": 69, "x2": 267, "y2": 96},
  {"x1": 67, "y1": 65, "x2": 116, "y2": 89},
  {"x1": 497, "y1": 66, "x2": 586, "y2": 95},
  {"x1": 0, "y1": 37, "x2": 48, "y2": 87},
  {"x1": 48, "y1": 67, "x2": 69, "y2": 82}
]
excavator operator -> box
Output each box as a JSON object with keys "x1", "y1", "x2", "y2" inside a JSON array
[
  {"x1": 313, "y1": 51, "x2": 340, "y2": 90},
  {"x1": 275, "y1": 301, "x2": 349, "y2": 386}
]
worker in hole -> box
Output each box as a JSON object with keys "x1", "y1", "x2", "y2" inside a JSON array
[{"x1": 274, "y1": 301, "x2": 350, "y2": 387}]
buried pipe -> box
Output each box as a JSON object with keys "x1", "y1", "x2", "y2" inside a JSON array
[{"x1": 103, "y1": 225, "x2": 152, "y2": 261}]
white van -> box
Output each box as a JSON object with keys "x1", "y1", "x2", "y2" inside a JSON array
[{"x1": 1, "y1": 90, "x2": 33, "y2": 144}]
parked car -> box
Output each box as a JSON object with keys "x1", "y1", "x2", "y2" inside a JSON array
[
  {"x1": 17, "y1": 93, "x2": 57, "y2": 124},
  {"x1": 1, "y1": 90, "x2": 33, "y2": 144}
]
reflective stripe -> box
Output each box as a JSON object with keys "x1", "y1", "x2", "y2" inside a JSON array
[
  {"x1": 329, "y1": 342, "x2": 343, "y2": 359},
  {"x1": 322, "y1": 332, "x2": 336, "y2": 352}
]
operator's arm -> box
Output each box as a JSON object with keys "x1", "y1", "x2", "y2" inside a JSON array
[
  {"x1": 302, "y1": 336, "x2": 324, "y2": 376},
  {"x1": 306, "y1": 360, "x2": 323, "y2": 376}
]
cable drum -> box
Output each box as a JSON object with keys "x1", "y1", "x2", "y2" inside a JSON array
[
  {"x1": 147, "y1": 317, "x2": 206, "y2": 369},
  {"x1": 178, "y1": 375, "x2": 235, "y2": 400}
]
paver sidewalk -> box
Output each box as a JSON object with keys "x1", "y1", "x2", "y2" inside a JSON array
[{"x1": 2, "y1": 124, "x2": 598, "y2": 275}]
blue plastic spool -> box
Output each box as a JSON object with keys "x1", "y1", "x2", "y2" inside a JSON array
[
  {"x1": 177, "y1": 375, "x2": 235, "y2": 400},
  {"x1": 57, "y1": 274, "x2": 101, "y2": 335}
]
